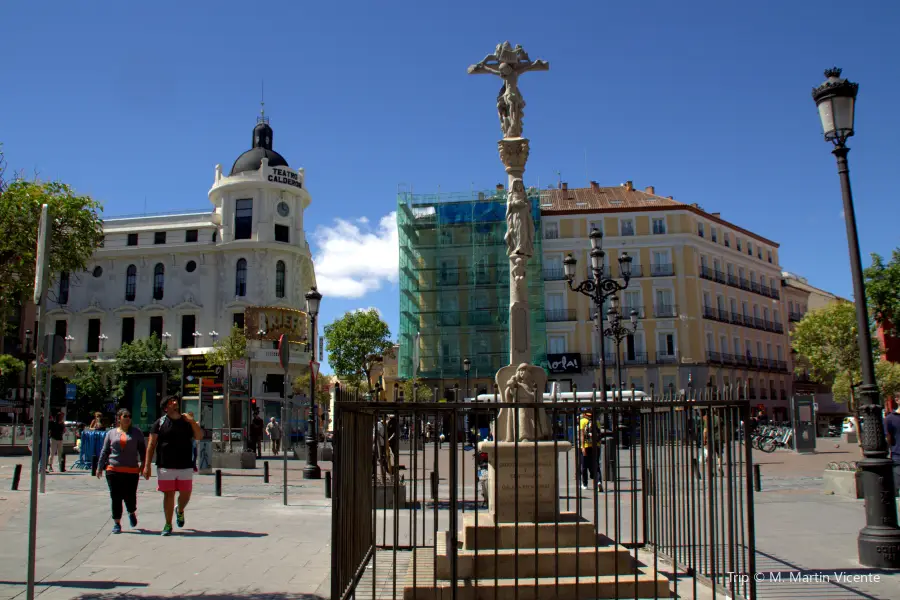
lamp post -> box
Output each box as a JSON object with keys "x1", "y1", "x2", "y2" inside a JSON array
[
  {"x1": 563, "y1": 228, "x2": 634, "y2": 398},
  {"x1": 463, "y1": 358, "x2": 471, "y2": 401},
  {"x1": 192, "y1": 331, "x2": 202, "y2": 347},
  {"x1": 64, "y1": 335, "x2": 74, "y2": 355},
  {"x1": 161, "y1": 332, "x2": 171, "y2": 351},
  {"x1": 98, "y1": 333, "x2": 108, "y2": 355},
  {"x1": 303, "y1": 286, "x2": 322, "y2": 480},
  {"x1": 812, "y1": 67, "x2": 900, "y2": 568},
  {"x1": 603, "y1": 297, "x2": 639, "y2": 398}
]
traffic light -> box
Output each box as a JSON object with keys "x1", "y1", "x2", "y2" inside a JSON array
[{"x1": 251, "y1": 398, "x2": 257, "y2": 413}]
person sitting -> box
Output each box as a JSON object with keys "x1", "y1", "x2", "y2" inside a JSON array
[{"x1": 89, "y1": 412, "x2": 105, "y2": 430}]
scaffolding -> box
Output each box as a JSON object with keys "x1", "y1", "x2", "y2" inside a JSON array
[{"x1": 398, "y1": 189, "x2": 546, "y2": 389}]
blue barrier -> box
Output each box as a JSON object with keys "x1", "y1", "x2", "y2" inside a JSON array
[{"x1": 72, "y1": 430, "x2": 107, "y2": 469}]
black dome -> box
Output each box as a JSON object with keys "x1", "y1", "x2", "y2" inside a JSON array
[
  {"x1": 229, "y1": 118, "x2": 289, "y2": 175},
  {"x1": 230, "y1": 147, "x2": 289, "y2": 176}
]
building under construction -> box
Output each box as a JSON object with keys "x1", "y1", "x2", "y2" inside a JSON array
[{"x1": 398, "y1": 186, "x2": 547, "y2": 399}]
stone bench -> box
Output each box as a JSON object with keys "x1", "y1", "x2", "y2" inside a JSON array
[{"x1": 823, "y1": 468, "x2": 862, "y2": 499}]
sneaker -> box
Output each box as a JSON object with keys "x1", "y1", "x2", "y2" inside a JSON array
[
  {"x1": 597, "y1": 483, "x2": 605, "y2": 493},
  {"x1": 112, "y1": 523, "x2": 122, "y2": 534},
  {"x1": 128, "y1": 513, "x2": 138, "y2": 528},
  {"x1": 581, "y1": 484, "x2": 588, "y2": 490},
  {"x1": 176, "y1": 508, "x2": 185, "y2": 528},
  {"x1": 161, "y1": 524, "x2": 172, "y2": 536}
]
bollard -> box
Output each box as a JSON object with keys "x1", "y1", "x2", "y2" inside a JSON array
[
  {"x1": 264, "y1": 461, "x2": 270, "y2": 484},
  {"x1": 325, "y1": 471, "x2": 332, "y2": 499},
  {"x1": 11, "y1": 464, "x2": 22, "y2": 491},
  {"x1": 753, "y1": 464, "x2": 762, "y2": 492},
  {"x1": 60, "y1": 452, "x2": 66, "y2": 473},
  {"x1": 215, "y1": 469, "x2": 222, "y2": 497},
  {"x1": 90, "y1": 455, "x2": 98, "y2": 477}
]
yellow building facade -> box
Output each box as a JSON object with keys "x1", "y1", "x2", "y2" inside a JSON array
[{"x1": 541, "y1": 181, "x2": 793, "y2": 418}]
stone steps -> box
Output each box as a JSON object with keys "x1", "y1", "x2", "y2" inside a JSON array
[
  {"x1": 402, "y1": 572, "x2": 670, "y2": 600},
  {"x1": 461, "y1": 512, "x2": 598, "y2": 550}
]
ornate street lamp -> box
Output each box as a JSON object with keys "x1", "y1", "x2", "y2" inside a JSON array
[
  {"x1": 604, "y1": 297, "x2": 639, "y2": 449},
  {"x1": 563, "y1": 227, "x2": 634, "y2": 397},
  {"x1": 98, "y1": 333, "x2": 108, "y2": 355},
  {"x1": 161, "y1": 332, "x2": 172, "y2": 350},
  {"x1": 209, "y1": 331, "x2": 219, "y2": 345},
  {"x1": 812, "y1": 67, "x2": 900, "y2": 568},
  {"x1": 303, "y1": 286, "x2": 323, "y2": 480},
  {"x1": 192, "y1": 331, "x2": 202, "y2": 347},
  {"x1": 64, "y1": 335, "x2": 74, "y2": 355}
]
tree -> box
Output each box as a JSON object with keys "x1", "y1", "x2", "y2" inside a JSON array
[
  {"x1": 324, "y1": 309, "x2": 394, "y2": 391},
  {"x1": 205, "y1": 325, "x2": 248, "y2": 429},
  {"x1": 398, "y1": 379, "x2": 433, "y2": 402},
  {"x1": 0, "y1": 354, "x2": 25, "y2": 400},
  {"x1": 831, "y1": 360, "x2": 900, "y2": 405},
  {"x1": 68, "y1": 359, "x2": 111, "y2": 421},
  {"x1": 865, "y1": 249, "x2": 900, "y2": 334},
  {"x1": 293, "y1": 373, "x2": 331, "y2": 406},
  {"x1": 0, "y1": 179, "x2": 105, "y2": 334},
  {"x1": 112, "y1": 334, "x2": 181, "y2": 398}
]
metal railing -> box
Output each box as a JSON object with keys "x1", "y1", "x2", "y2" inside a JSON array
[
  {"x1": 331, "y1": 383, "x2": 757, "y2": 600},
  {"x1": 653, "y1": 304, "x2": 678, "y2": 318},
  {"x1": 650, "y1": 263, "x2": 674, "y2": 277},
  {"x1": 543, "y1": 267, "x2": 566, "y2": 281},
  {"x1": 545, "y1": 308, "x2": 577, "y2": 322}
]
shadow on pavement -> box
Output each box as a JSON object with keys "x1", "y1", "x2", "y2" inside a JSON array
[
  {"x1": 0, "y1": 581, "x2": 148, "y2": 590},
  {"x1": 74, "y1": 594, "x2": 324, "y2": 599},
  {"x1": 180, "y1": 529, "x2": 268, "y2": 538},
  {"x1": 755, "y1": 549, "x2": 890, "y2": 600}
]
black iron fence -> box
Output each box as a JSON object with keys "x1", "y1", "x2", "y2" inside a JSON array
[{"x1": 331, "y1": 384, "x2": 757, "y2": 599}]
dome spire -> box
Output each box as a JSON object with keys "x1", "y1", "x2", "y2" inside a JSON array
[
  {"x1": 259, "y1": 80, "x2": 268, "y2": 124},
  {"x1": 252, "y1": 82, "x2": 273, "y2": 151}
]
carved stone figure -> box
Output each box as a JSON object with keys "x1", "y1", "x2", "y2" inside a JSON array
[
  {"x1": 468, "y1": 42, "x2": 550, "y2": 139},
  {"x1": 504, "y1": 179, "x2": 534, "y2": 257},
  {"x1": 494, "y1": 363, "x2": 550, "y2": 442}
]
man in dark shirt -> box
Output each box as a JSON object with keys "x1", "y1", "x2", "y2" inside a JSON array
[
  {"x1": 248, "y1": 410, "x2": 264, "y2": 458},
  {"x1": 144, "y1": 396, "x2": 203, "y2": 536},
  {"x1": 884, "y1": 405, "x2": 900, "y2": 497},
  {"x1": 47, "y1": 413, "x2": 66, "y2": 472}
]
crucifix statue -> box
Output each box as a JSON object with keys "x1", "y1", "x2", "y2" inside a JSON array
[{"x1": 469, "y1": 43, "x2": 550, "y2": 442}]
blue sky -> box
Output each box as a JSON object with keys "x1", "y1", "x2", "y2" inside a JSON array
[{"x1": 2, "y1": 1, "x2": 898, "y2": 372}]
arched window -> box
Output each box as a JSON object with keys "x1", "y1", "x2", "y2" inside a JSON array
[
  {"x1": 58, "y1": 272, "x2": 70, "y2": 305},
  {"x1": 125, "y1": 265, "x2": 137, "y2": 301},
  {"x1": 153, "y1": 263, "x2": 165, "y2": 300},
  {"x1": 275, "y1": 261, "x2": 285, "y2": 298},
  {"x1": 235, "y1": 258, "x2": 247, "y2": 297}
]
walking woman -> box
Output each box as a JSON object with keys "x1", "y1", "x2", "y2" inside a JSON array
[{"x1": 97, "y1": 409, "x2": 146, "y2": 533}]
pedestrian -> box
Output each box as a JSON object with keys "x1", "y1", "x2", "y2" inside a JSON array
[
  {"x1": 143, "y1": 396, "x2": 203, "y2": 536},
  {"x1": 89, "y1": 412, "x2": 105, "y2": 430},
  {"x1": 188, "y1": 412, "x2": 199, "y2": 472},
  {"x1": 884, "y1": 403, "x2": 900, "y2": 497},
  {"x1": 266, "y1": 417, "x2": 282, "y2": 455},
  {"x1": 48, "y1": 412, "x2": 66, "y2": 472},
  {"x1": 249, "y1": 409, "x2": 264, "y2": 458},
  {"x1": 578, "y1": 409, "x2": 604, "y2": 492},
  {"x1": 97, "y1": 409, "x2": 146, "y2": 533}
]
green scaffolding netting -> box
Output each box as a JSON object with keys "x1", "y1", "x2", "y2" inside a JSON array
[{"x1": 398, "y1": 189, "x2": 547, "y2": 383}]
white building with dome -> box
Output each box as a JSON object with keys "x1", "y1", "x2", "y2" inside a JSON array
[{"x1": 45, "y1": 115, "x2": 318, "y2": 430}]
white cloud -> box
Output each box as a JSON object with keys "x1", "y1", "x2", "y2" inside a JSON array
[{"x1": 312, "y1": 212, "x2": 399, "y2": 298}]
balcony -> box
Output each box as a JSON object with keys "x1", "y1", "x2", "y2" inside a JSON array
[
  {"x1": 699, "y1": 265, "x2": 714, "y2": 281},
  {"x1": 655, "y1": 351, "x2": 678, "y2": 364},
  {"x1": 654, "y1": 304, "x2": 678, "y2": 318},
  {"x1": 651, "y1": 263, "x2": 674, "y2": 277},
  {"x1": 707, "y1": 350, "x2": 722, "y2": 364},
  {"x1": 545, "y1": 308, "x2": 577, "y2": 322},
  {"x1": 623, "y1": 352, "x2": 649, "y2": 365},
  {"x1": 731, "y1": 311, "x2": 744, "y2": 325},
  {"x1": 627, "y1": 264, "x2": 644, "y2": 278},
  {"x1": 739, "y1": 278, "x2": 751, "y2": 291},
  {"x1": 721, "y1": 353, "x2": 736, "y2": 365},
  {"x1": 749, "y1": 388, "x2": 757, "y2": 400},
  {"x1": 544, "y1": 229, "x2": 559, "y2": 240},
  {"x1": 760, "y1": 390, "x2": 768, "y2": 400},
  {"x1": 543, "y1": 267, "x2": 566, "y2": 281},
  {"x1": 714, "y1": 270, "x2": 727, "y2": 284},
  {"x1": 789, "y1": 311, "x2": 805, "y2": 322},
  {"x1": 622, "y1": 305, "x2": 646, "y2": 319},
  {"x1": 703, "y1": 305, "x2": 716, "y2": 320},
  {"x1": 772, "y1": 321, "x2": 784, "y2": 334},
  {"x1": 727, "y1": 274, "x2": 739, "y2": 286},
  {"x1": 437, "y1": 272, "x2": 460, "y2": 286}
]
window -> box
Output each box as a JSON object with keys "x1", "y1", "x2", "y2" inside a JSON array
[
  {"x1": 212, "y1": 230, "x2": 218, "y2": 242},
  {"x1": 753, "y1": 304, "x2": 760, "y2": 319},
  {"x1": 789, "y1": 300, "x2": 794, "y2": 312},
  {"x1": 738, "y1": 266, "x2": 745, "y2": 280},
  {"x1": 233, "y1": 312, "x2": 245, "y2": 330},
  {"x1": 706, "y1": 332, "x2": 715, "y2": 351},
  {"x1": 440, "y1": 229, "x2": 453, "y2": 245},
  {"x1": 747, "y1": 241, "x2": 753, "y2": 256},
  {"x1": 629, "y1": 377, "x2": 644, "y2": 392},
  {"x1": 763, "y1": 307, "x2": 770, "y2": 321},
  {"x1": 275, "y1": 260, "x2": 286, "y2": 298},
  {"x1": 652, "y1": 217, "x2": 666, "y2": 234},
  {"x1": 746, "y1": 340, "x2": 753, "y2": 357},
  {"x1": 588, "y1": 221, "x2": 602, "y2": 235},
  {"x1": 185, "y1": 229, "x2": 198, "y2": 243},
  {"x1": 662, "y1": 374, "x2": 677, "y2": 393},
  {"x1": 756, "y1": 341, "x2": 763, "y2": 358},
  {"x1": 737, "y1": 238, "x2": 742, "y2": 252},
  {"x1": 234, "y1": 198, "x2": 253, "y2": 240},
  {"x1": 717, "y1": 295, "x2": 725, "y2": 312},
  {"x1": 623, "y1": 290, "x2": 641, "y2": 313},
  {"x1": 55, "y1": 320, "x2": 67, "y2": 339},
  {"x1": 700, "y1": 255, "x2": 708, "y2": 270},
  {"x1": 121, "y1": 317, "x2": 135, "y2": 345},
  {"x1": 87, "y1": 319, "x2": 101, "y2": 353},
  {"x1": 730, "y1": 298, "x2": 737, "y2": 313},
  {"x1": 742, "y1": 301, "x2": 750, "y2": 318},
  {"x1": 703, "y1": 291, "x2": 712, "y2": 309},
  {"x1": 734, "y1": 336, "x2": 741, "y2": 355},
  {"x1": 767, "y1": 343, "x2": 773, "y2": 360},
  {"x1": 711, "y1": 227, "x2": 718, "y2": 243},
  {"x1": 713, "y1": 258, "x2": 721, "y2": 273},
  {"x1": 625, "y1": 332, "x2": 644, "y2": 361},
  {"x1": 758, "y1": 247, "x2": 763, "y2": 259},
  {"x1": 655, "y1": 288, "x2": 674, "y2": 316},
  {"x1": 127, "y1": 233, "x2": 138, "y2": 246},
  {"x1": 125, "y1": 264, "x2": 136, "y2": 301},
  {"x1": 150, "y1": 316, "x2": 163, "y2": 340},
  {"x1": 620, "y1": 218, "x2": 635, "y2": 236},
  {"x1": 777, "y1": 345, "x2": 783, "y2": 361},
  {"x1": 58, "y1": 272, "x2": 70, "y2": 305},
  {"x1": 265, "y1": 373, "x2": 285, "y2": 398},
  {"x1": 152, "y1": 263, "x2": 165, "y2": 300},
  {"x1": 698, "y1": 222, "x2": 705, "y2": 238},
  {"x1": 750, "y1": 271, "x2": 757, "y2": 284},
  {"x1": 767, "y1": 250, "x2": 773, "y2": 264},
  {"x1": 657, "y1": 332, "x2": 675, "y2": 356},
  {"x1": 774, "y1": 309, "x2": 780, "y2": 323},
  {"x1": 154, "y1": 231, "x2": 166, "y2": 245},
  {"x1": 724, "y1": 232, "x2": 731, "y2": 247},
  {"x1": 727, "y1": 263, "x2": 734, "y2": 277},
  {"x1": 548, "y1": 335, "x2": 566, "y2": 354},
  {"x1": 720, "y1": 335, "x2": 728, "y2": 354},
  {"x1": 181, "y1": 314, "x2": 196, "y2": 348},
  {"x1": 770, "y1": 277, "x2": 777, "y2": 291},
  {"x1": 544, "y1": 222, "x2": 559, "y2": 239},
  {"x1": 274, "y1": 224, "x2": 290, "y2": 243},
  {"x1": 235, "y1": 258, "x2": 247, "y2": 297}
]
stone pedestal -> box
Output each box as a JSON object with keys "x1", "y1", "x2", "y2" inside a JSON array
[{"x1": 480, "y1": 441, "x2": 569, "y2": 523}]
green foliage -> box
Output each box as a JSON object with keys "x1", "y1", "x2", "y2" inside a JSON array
[
  {"x1": 205, "y1": 325, "x2": 248, "y2": 367},
  {"x1": 831, "y1": 360, "x2": 900, "y2": 405},
  {"x1": 111, "y1": 334, "x2": 181, "y2": 398},
  {"x1": 68, "y1": 359, "x2": 111, "y2": 418},
  {"x1": 397, "y1": 379, "x2": 433, "y2": 402},
  {"x1": 293, "y1": 373, "x2": 331, "y2": 405},
  {"x1": 324, "y1": 309, "x2": 394, "y2": 391},
  {"x1": 865, "y1": 249, "x2": 900, "y2": 333},
  {"x1": 0, "y1": 354, "x2": 25, "y2": 399},
  {"x1": 0, "y1": 179, "x2": 105, "y2": 331}
]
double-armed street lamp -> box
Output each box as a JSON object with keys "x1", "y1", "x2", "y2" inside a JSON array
[
  {"x1": 603, "y1": 296, "x2": 639, "y2": 397},
  {"x1": 161, "y1": 332, "x2": 172, "y2": 351},
  {"x1": 811, "y1": 67, "x2": 900, "y2": 568},
  {"x1": 303, "y1": 286, "x2": 322, "y2": 480},
  {"x1": 563, "y1": 227, "x2": 634, "y2": 396},
  {"x1": 98, "y1": 333, "x2": 108, "y2": 355},
  {"x1": 64, "y1": 335, "x2": 74, "y2": 356}
]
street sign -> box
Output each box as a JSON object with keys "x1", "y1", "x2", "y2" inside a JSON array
[
  {"x1": 42, "y1": 334, "x2": 65, "y2": 366},
  {"x1": 278, "y1": 334, "x2": 290, "y2": 370},
  {"x1": 65, "y1": 384, "x2": 77, "y2": 401}
]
